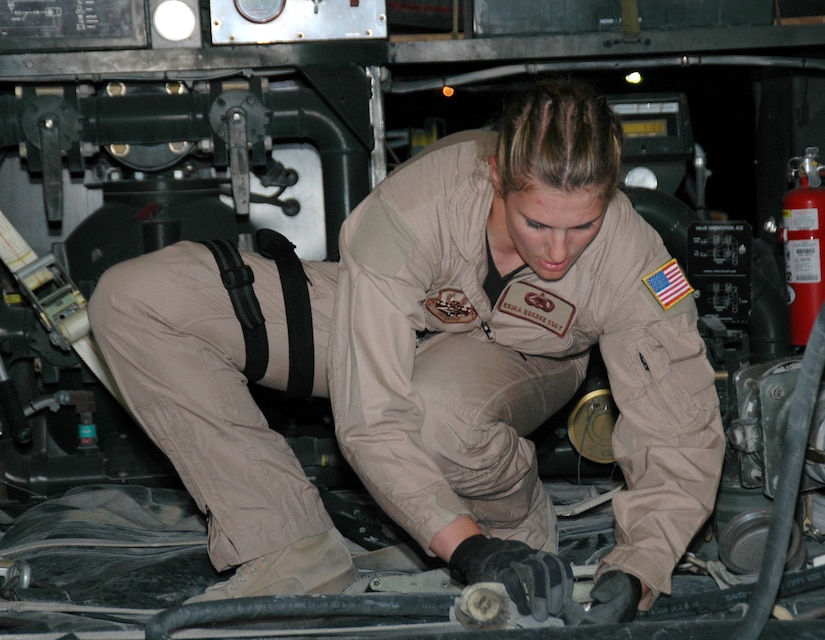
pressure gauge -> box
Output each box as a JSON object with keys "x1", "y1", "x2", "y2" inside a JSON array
[{"x1": 235, "y1": 0, "x2": 287, "y2": 23}]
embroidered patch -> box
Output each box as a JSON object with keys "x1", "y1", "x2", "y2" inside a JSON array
[
  {"x1": 643, "y1": 259, "x2": 694, "y2": 310},
  {"x1": 497, "y1": 282, "x2": 575, "y2": 336},
  {"x1": 425, "y1": 289, "x2": 478, "y2": 324}
]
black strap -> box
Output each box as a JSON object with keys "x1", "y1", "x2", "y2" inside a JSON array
[
  {"x1": 256, "y1": 228, "x2": 314, "y2": 398},
  {"x1": 200, "y1": 239, "x2": 268, "y2": 382}
]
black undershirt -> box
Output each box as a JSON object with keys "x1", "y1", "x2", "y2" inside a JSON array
[{"x1": 483, "y1": 237, "x2": 526, "y2": 305}]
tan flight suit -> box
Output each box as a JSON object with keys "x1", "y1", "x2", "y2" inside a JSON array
[{"x1": 88, "y1": 130, "x2": 724, "y2": 608}]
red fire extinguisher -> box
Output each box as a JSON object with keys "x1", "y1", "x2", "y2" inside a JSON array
[{"x1": 783, "y1": 147, "x2": 825, "y2": 345}]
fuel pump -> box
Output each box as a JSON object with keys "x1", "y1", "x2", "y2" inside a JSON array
[{"x1": 783, "y1": 147, "x2": 825, "y2": 346}]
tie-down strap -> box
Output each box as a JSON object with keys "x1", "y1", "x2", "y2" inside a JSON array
[
  {"x1": 200, "y1": 238, "x2": 268, "y2": 383},
  {"x1": 200, "y1": 230, "x2": 314, "y2": 396},
  {"x1": 256, "y1": 228, "x2": 314, "y2": 397}
]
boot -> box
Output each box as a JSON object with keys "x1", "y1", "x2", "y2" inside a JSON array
[{"x1": 185, "y1": 528, "x2": 355, "y2": 604}]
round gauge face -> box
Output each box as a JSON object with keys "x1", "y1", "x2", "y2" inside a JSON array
[
  {"x1": 153, "y1": 0, "x2": 197, "y2": 41},
  {"x1": 624, "y1": 166, "x2": 659, "y2": 190},
  {"x1": 567, "y1": 389, "x2": 617, "y2": 464},
  {"x1": 235, "y1": 0, "x2": 287, "y2": 23}
]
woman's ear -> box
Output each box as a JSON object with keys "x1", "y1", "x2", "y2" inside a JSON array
[{"x1": 488, "y1": 156, "x2": 502, "y2": 195}]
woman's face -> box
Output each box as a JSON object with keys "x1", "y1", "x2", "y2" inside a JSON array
[{"x1": 500, "y1": 182, "x2": 607, "y2": 281}]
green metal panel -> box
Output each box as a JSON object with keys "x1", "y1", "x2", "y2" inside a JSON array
[{"x1": 473, "y1": 0, "x2": 774, "y2": 36}]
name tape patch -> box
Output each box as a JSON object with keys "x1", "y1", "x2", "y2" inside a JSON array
[{"x1": 497, "y1": 282, "x2": 575, "y2": 336}]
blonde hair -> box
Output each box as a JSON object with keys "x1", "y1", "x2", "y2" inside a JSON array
[{"x1": 494, "y1": 79, "x2": 623, "y2": 199}]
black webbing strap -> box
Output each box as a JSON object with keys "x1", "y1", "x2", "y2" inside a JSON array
[
  {"x1": 256, "y1": 228, "x2": 314, "y2": 398},
  {"x1": 200, "y1": 239, "x2": 269, "y2": 383}
]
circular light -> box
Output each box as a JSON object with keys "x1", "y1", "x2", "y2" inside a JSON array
[
  {"x1": 153, "y1": 0, "x2": 197, "y2": 42},
  {"x1": 624, "y1": 71, "x2": 643, "y2": 85},
  {"x1": 624, "y1": 166, "x2": 658, "y2": 190},
  {"x1": 442, "y1": 85, "x2": 455, "y2": 98}
]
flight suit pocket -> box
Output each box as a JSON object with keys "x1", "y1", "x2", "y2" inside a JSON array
[{"x1": 625, "y1": 315, "x2": 717, "y2": 436}]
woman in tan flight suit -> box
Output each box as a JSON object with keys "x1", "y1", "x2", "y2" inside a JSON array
[{"x1": 88, "y1": 78, "x2": 724, "y2": 622}]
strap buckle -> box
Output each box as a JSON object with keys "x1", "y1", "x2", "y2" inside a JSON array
[
  {"x1": 14, "y1": 254, "x2": 88, "y2": 351},
  {"x1": 220, "y1": 263, "x2": 255, "y2": 289}
]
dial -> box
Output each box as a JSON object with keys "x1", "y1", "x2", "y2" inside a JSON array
[{"x1": 235, "y1": 0, "x2": 287, "y2": 23}]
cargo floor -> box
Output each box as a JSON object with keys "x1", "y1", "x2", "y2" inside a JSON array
[{"x1": 0, "y1": 483, "x2": 823, "y2": 639}]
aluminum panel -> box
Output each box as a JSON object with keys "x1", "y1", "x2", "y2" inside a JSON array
[{"x1": 210, "y1": 0, "x2": 387, "y2": 44}]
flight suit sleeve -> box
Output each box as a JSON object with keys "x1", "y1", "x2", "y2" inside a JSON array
[
  {"x1": 596, "y1": 280, "x2": 725, "y2": 609},
  {"x1": 327, "y1": 193, "x2": 475, "y2": 552}
]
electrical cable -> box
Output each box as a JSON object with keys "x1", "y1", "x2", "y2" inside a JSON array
[{"x1": 730, "y1": 302, "x2": 825, "y2": 640}]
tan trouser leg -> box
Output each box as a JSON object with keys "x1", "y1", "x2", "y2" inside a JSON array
[
  {"x1": 88, "y1": 241, "x2": 339, "y2": 570},
  {"x1": 412, "y1": 333, "x2": 587, "y2": 549}
]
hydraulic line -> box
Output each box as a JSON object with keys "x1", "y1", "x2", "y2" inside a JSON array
[
  {"x1": 639, "y1": 563, "x2": 825, "y2": 621},
  {"x1": 144, "y1": 594, "x2": 456, "y2": 640},
  {"x1": 731, "y1": 302, "x2": 825, "y2": 640}
]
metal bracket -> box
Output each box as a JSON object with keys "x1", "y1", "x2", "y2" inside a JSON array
[
  {"x1": 208, "y1": 88, "x2": 272, "y2": 217},
  {"x1": 368, "y1": 569, "x2": 460, "y2": 595},
  {"x1": 20, "y1": 92, "x2": 83, "y2": 226},
  {"x1": 0, "y1": 558, "x2": 32, "y2": 590}
]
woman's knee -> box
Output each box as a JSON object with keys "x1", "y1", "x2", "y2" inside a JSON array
[
  {"x1": 419, "y1": 395, "x2": 527, "y2": 484},
  {"x1": 88, "y1": 243, "x2": 198, "y2": 340}
]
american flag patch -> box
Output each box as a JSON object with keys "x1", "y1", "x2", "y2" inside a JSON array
[{"x1": 643, "y1": 259, "x2": 694, "y2": 310}]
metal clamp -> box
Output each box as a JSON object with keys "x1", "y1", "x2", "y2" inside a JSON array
[
  {"x1": 14, "y1": 254, "x2": 89, "y2": 351},
  {"x1": 0, "y1": 558, "x2": 32, "y2": 590}
]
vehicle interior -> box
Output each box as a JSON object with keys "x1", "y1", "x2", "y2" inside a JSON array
[{"x1": 0, "y1": 1, "x2": 824, "y2": 639}]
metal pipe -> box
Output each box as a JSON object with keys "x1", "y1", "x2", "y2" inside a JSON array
[
  {"x1": 385, "y1": 54, "x2": 825, "y2": 94},
  {"x1": 83, "y1": 93, "x2": 211, "y2": 145},
  {"x1": 265, "y1": 87, "x2": 371, "y2": 255},
  {"x1": 0, "y1": 82, "x2": 370, "y2": 257}
]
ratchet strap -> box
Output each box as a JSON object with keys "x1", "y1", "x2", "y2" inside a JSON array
[
  {"x1": 0, "y1": 207, "x2": 124, "y2": 405},
  {"x1": 201, "y1": 230, "x2": 314, "y2": 396}
]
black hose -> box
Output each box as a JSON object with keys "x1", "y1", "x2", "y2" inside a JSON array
[
  {"x1": 143, "y1": 593, "x2": 455, "y2": 640},
  {"x1": 323, "y1": 619, "x2": 825, "y2": 640},
  {"x1": 640, "y1": 564, "x2": 825, "y2": 622},
  {"x1": 731, "y1": 301, "x2": 825, "y2": 640}
]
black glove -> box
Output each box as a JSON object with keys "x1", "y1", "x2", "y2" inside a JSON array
[
  {"x1": 580, "y1": 570, "x2": 642, "y2": 624},
  {"x1": 449, "y1": 534, "x2": 573, "y2": 621}
]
